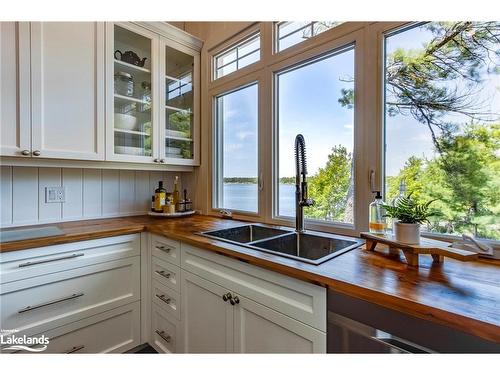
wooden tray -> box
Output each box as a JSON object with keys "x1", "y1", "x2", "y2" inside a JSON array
[
  {"x1": 148, "y1": 210, "x2": 196, "y2": 218},
  {"x1": 360, "y1": 232, "x2": 478, "y2": 266}
]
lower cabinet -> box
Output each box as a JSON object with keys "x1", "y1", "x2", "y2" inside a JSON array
[
  {"x1": 151, "y1": 304, "x2": 182, "y2": 353},
  {"x1": 234, "y1": 294, "x2": 326, "y2": 353},
  {"x1": 180, "y1": 269, "x2": 326, "y2": 353},
  {"x1": 180, "y1": 270, "x2": 234, "y2": 353},
  {"x1": 32, "y1": 302, "x2": 140, "y2": 354}
]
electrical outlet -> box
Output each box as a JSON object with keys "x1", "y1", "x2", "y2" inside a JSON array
[{"x1": 45, "y1": 186, "x2": 66, "y2": 203}]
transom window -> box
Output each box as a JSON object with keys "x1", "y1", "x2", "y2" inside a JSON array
[
  {"x1": 214, "y1": 33, "x2": 260, "y2": 79},
  {"x1": 276, "y1": 21, "x2": 343, "y2": 52}
]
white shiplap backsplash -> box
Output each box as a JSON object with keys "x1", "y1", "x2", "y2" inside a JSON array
[{"x1": 0, "y1": 166, "x2": 190, "y2": 228}]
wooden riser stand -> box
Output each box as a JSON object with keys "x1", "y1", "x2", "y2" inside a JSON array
[{"x1": 360, "y1": 232, "x2": 478, "y2": 267}]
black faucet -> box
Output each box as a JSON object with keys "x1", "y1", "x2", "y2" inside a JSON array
[{"x1": 295, "y1": 134, "x2": 314, "y2": 233}]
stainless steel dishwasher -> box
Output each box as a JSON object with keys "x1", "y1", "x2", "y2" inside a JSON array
[
  {"x1": 327, "y1": 290, "x2": 500, "y2": 353},
  {"x1": 327, "y1": 311, "x2": 432, "y2": 353}
]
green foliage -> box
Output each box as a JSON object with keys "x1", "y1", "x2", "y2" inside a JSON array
[
  {"x1": 386, "y1": 124, "x2": 500, "y2": 239},
  {"x1": 304, "y1": 145, "x2": 352, "y2": 222},
  {"x1": 382, "y1": 193, "x2": 439, "y2": 224}
]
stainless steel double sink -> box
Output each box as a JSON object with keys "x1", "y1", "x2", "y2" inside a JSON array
[{"x1": 199, "y1": 224, "x2": 364, "y2": 265}]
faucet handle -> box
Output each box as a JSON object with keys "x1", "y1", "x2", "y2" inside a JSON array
[{"x1": 300, "y1": 198, "x2": 315, "y2": 207}]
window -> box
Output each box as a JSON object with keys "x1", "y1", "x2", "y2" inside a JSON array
[
  {"x1": 214, "y1": 33, "x2": 260, "y2": 79},
  {"x1": 275, "y1": 45, "x2": 355, "y2": 224},
  {"x1": 214, "y1": 84, "x2": 259, "y2": 212},
  {"x1": 276, "y1": 22, "x2": 343, "y2": 52},
  {"x1": 384, "y1": 22, "x2": 500, "y2": 240}
]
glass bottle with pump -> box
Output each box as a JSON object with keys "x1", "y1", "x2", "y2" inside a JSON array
[
  {"x1": 154, "y1": 181, "x2": 166, "y2": 213},
  {"x1": 369, "y1": 191, "x2": 386, "y2": 234}
]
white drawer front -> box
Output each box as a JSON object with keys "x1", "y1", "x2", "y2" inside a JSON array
[
  {"x1": 181, "y1": 244, "x2": 326, "y2": 332},
  {"x1": 152, "y1": 256, "x2": 180, "y2": 293},
  {"x1": 2, "y1": 302, "x2": 141, "y2": 354},
  {"x1": 151, "y1": 304, "x2": 182, "y2": 353},
  {"x1": 0, "y1": 234, "x2": 140, "y2": 284},
  {"x1": 0, "y1": 257, "x2": 140, "y2": 336},
  {"x1": 151, "y1": 234, "x2": 180, "y2": 266},
  {"x1": 152, "y1": 279, "x2": 181, "y2": 321}
]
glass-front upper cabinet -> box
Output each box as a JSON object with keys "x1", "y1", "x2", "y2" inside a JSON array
[
  {"x1": 107, "y1": 23, "x2": 158, "y2": 163},
  {"x1": 160, "y1": 38, "x2": 200, "y2": 165}
]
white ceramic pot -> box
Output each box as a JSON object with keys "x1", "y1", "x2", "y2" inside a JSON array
[{"x1": 394, "y1": 222, "x2": 420, "y2": 244}]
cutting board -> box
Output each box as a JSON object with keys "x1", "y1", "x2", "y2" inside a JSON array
[{"x1": 360, "y1": 232, "x2": 478, "y2": 266}]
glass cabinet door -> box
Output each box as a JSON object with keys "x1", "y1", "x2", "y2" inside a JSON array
[
  {"x1": 112, "y1": 24, "x2": 155, "y2": 160},
  {"x1": 163, "y1": 44, "x2": 195, "y2": 162}
]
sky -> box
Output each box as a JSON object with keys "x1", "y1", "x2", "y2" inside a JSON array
[{"x1": 219, "y1": 23, "x2": 500, "y2": 179}]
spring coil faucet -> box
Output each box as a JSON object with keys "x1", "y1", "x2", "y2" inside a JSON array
[{"x1": 295, "y1": 134, "x2": 315, "y2": 233}]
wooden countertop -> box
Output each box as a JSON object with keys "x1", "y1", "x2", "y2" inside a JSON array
[{"x1": 1, "y1": 214, "x2": 499, "y2": 343}]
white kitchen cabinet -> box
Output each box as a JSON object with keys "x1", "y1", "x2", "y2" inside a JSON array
[
  {"x1": 233, "y1": 294, "x2": 326, "y2": 353},
  {"x1": 180, "y1": 267, "x2": 326, "y2": 354},
  {"x1": 30, "y1": 22, "x2": 105, "y2": 160},
  {"x1": 159, "y1": 36, "x2": 200, "y2": 166},
  {"x1": 106, "y1": 22, "x2": 201, "y2": 166},
  {"x1": 180, "y1": 270, "x2": 234, "y2": 353},
  {"x1": 0, "y1": 22, "x2": 31, "y2": 157},
  {"x1": 1, "y1": 22, "x2": 105, "y2": 160}
]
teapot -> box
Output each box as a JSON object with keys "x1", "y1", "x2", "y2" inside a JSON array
[{"x1": 114, "y1": 50, "x2": 147, "y2": 67}]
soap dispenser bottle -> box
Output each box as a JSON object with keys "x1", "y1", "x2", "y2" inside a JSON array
[{"x1": 369, "y1": 191, "x2": 386, "y2": 234}]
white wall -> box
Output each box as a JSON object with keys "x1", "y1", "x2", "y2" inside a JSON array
[{"x1": 0, "y1": 166, "x2": 190, "y2": 228}]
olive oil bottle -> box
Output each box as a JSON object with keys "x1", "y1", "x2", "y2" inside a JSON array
[{"x1": 154, "y1": 181, "x2": 166, "y2": 212}]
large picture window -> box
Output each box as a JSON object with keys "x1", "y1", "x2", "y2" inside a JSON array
[
  {"x1": 275, "y1": 45, "x2": 355, "y2": 224},
  {"x1": 214, "y1": 84, "x2": 259, "y2": 213},
  {"x1": 384, "y1": 22, "x2": 500, "y2": 240}
]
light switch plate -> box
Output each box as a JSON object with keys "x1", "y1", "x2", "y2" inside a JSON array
[{"x1": 45, "y1": 186, "x2": 66, "y2": 203}]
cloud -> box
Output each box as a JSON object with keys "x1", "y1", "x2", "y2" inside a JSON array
[
  {"x1": 235, "y1": 131, "x2": 255, "y2": 141},
  {"x1": 343, "y1": 123, "x2": 353, "y2": 129}
]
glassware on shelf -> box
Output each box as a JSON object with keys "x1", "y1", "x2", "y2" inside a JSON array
[
  {"x1": 139, "y1": 81, "x2": 151, "y2": 112},
  {"x1": 114, "y1": 71, "x2": 134, "y2": 96}
]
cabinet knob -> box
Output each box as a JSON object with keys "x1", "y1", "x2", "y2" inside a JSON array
[
  {"x1": 154, "y1": 158, "x2": 159, "y2": 163},
  {"x1": 21, "y1": 150, "x2": 30, "y2": 156},
  {"x1": 222, "y1": 292, "x2": 232, "y2": 302},
  {"x1": 32, "y1": 150, "x2": 41, "y2": 156},
  {"x1": 233, "y1": 296, "x2": 240, "y2": 304},
  {"x1": 160, "y1": 159, "x2": 165, "y2": 163}
]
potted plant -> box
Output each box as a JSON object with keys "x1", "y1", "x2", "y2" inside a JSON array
[{"x1": 382, "y1": 193, "x2": 438, "y2": 244}]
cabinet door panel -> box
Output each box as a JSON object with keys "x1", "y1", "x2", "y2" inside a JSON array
[
  {"x1": 234, "y1": 294, "x2": 326, "y2": 353},
  {"x1": 30, "y1": 22, "x2": 105, "y2": 160},
  {"x1": 159, "y1": 37, "x2": 200, "y2": 166},
  {"x1": 180, "y1": 270, "x2": 233, "y2": 353},
  {"x1": 106, "y1": 22, "x2": 159, "y2": 163},
  {"x1": 0, "y1": 22, "x2": 30, "y2": 157}
]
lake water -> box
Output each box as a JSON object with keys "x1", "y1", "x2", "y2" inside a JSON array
[{"x1": 223, "y1": 183, "x2": 295, "y2": 216}]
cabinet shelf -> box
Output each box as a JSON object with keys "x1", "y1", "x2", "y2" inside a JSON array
[
  {"x1": 165, "y1": 105, "x2": 192, "y2": 114},
  {"x1": 165, "y1": 136, "x2": 193, "y2": 142},
  {"x1": 114, "y1": 59, "x2": 151, "y2": 74},
  {"x1": 114, "y1": 93, "x2": 150, "y2": 106},
  {"x1": 114, "y1": 128, "x2": 150, "y2": 136}
]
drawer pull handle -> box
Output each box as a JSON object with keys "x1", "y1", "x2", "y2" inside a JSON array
[
  {"x1": 156, "y1": 245, "x2": 171, "y2": 253},
  {"x1": 155, "y1": 270, "x2": 171, "y2": 279},
  {"x1": 18, "y1": 253, "x2": 84, "y2": 268},
  {"x1": 65, "y1": 345, "x2": 85, "y2": 354},
  {"x1": 18, "y1": 292, "x2": 84, "y2": 314},
  {"x1": 155, "y1": 330, "x2": 171, "y2": 343},
  {"x1": 156, "y1": 294, "x2": 171, "y2": 305}
]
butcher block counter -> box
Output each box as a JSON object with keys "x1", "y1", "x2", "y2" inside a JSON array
[{"x1": 1, "y1": 214, "x2": 499, "y2": 343}]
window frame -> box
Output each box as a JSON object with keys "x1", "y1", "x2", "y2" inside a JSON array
[
  {"x1": 267, "y1": 29, "x2": 368, "y2": 237},
  {"x1": 210, "y1": 24, "x2": 262, "y2": 84},
  {"x1": 211, "y1": 80, "x2": 261, "y2": 215}
]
